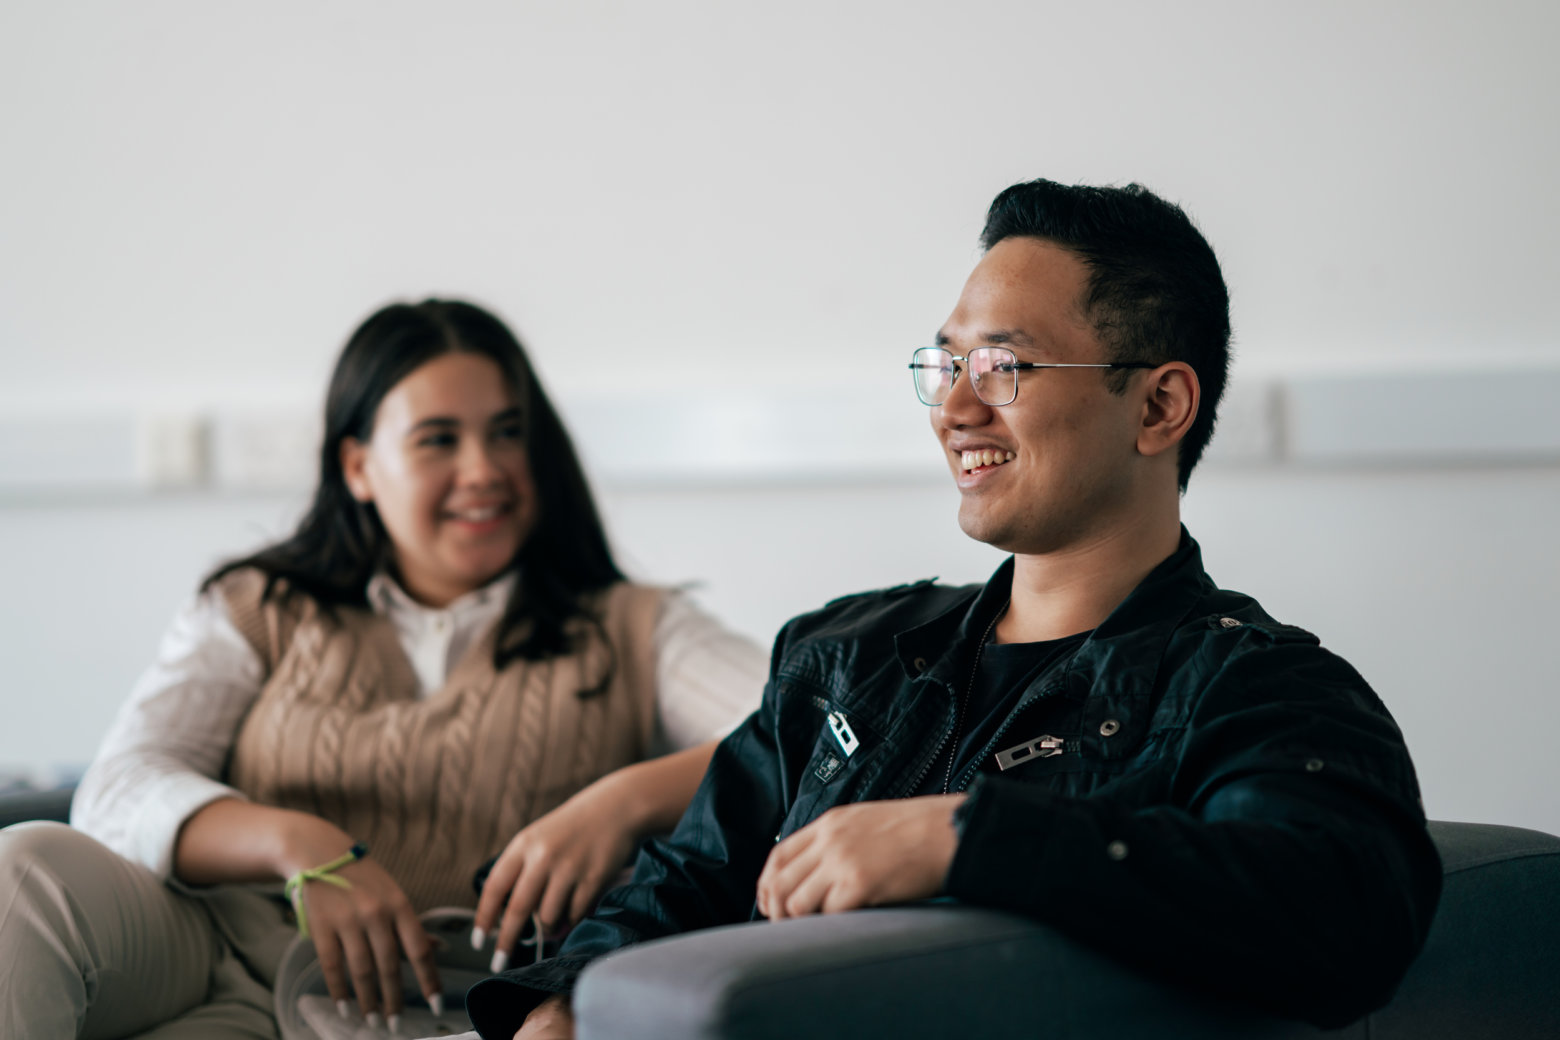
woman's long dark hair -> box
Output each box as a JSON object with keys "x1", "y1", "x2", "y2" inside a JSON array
[{"x1": 205, "y1": 299, "x2": 625, "y2": 672}]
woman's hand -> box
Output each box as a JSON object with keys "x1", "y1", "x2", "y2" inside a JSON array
[
  {"x1": 473, "y1": 742, "x2": 723, "y2": 971},
  {"x1": 475, "y1": 776, "x2": 642, "y2": 970},
  {"x1": 292, "y1": 842, "x2": 443, "y2": 1029},
  {"x1": 174, "y1": 799, "x2": 442, "y2": 1028}
]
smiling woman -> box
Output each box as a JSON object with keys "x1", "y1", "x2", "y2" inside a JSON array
[
  {"x1": 0, "y1": 300, "x2": 767, "y2": 1039},
  {"x1": 339, "y1": 353, "x2": 540, "y2": 611}
]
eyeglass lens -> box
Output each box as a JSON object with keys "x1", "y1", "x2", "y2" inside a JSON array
[{"x1": 910, "y1": 347, "x2": 1016, "y2": 406}]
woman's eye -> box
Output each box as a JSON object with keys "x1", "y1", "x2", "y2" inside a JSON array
[
  {"x1": 493, "y1": 423, "x2": 526, "y2": 442},
  {"x1": 418, "y1": 433, "x2": 457, "y2": 449}
]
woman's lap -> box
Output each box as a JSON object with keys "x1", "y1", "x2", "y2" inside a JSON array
[{"x1": 0, "y1": 821, "x2": 280, "y2": 1040}]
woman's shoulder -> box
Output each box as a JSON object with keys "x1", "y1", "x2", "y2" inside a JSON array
[
  {"x1": 596, "y1": 580, "x2": 671, "y2": 613},
  {"x1": 206, "y1": 565, "x2": 310, "y2": 615},
  {"x1": 206, "y1": 564, "x2": 269, "y2": 604},
  {"x1": 580, "y1": 581, "x2": 664, "y2": 644},
  {"x1": 206, "y1": 566, "x2": 338, "y2": 662}
]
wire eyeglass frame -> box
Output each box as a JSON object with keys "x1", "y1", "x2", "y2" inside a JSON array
[{"x1": 908, "y1": 346, "x2": 1155, "y2": 407}]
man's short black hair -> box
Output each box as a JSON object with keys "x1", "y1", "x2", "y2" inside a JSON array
[{"x1": 981, "y1": 179, "x2": 1231, "y2": 490}]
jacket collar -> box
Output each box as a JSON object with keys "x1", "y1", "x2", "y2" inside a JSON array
[
  {"x1": 894, "y1": 526, "x2": 1213, "y2": 708},
  {"x1": 1067, "y1": 527, "x2": 1213, "y2": 708}
]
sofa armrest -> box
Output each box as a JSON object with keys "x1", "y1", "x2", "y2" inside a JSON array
[
  {"x1": 573, "y1": 905, "x2": 1333, "y2": 1040},
  {"x1": 1372, "y1": 821, "x2": 1560, "y2": 1039},
  {"x1": 0, "y1": 788, "x2": 74, "y2": 829},
  {"x1": 573, "y1": 820, "x2": 1560, "y2": 1040}
]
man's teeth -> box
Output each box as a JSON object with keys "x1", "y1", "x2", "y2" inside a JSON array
[{"x1": 961, "y1": 450, "x2": 1016, "y2": 472}]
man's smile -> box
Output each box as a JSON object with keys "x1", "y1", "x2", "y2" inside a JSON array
[{"x1": 959, "y1": 449, "x2": 1015, "y2": 473}]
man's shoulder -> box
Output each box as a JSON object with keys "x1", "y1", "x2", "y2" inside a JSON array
[
  {"x1": 780, "y1": 577, "x2": 979, "y2": 647},
  {"x1": 1179, "y1": 589, "x2": 1323, "y2": 648},
  {"x1": 1155, "y1": 584, "x2": 1379, "y2": 707}
]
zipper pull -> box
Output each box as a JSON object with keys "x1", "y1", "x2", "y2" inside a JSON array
[
  {"x1": 827, "y1": 711, "x2": 860, "y2": 756},
  {"x1": 994, "y1": 734, "x2": 1068, "y2": 771}
]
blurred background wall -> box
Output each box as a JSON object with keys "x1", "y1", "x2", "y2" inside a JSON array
[{"x1": 1, "y1": 0, "x2": 1557, "y2": 834}]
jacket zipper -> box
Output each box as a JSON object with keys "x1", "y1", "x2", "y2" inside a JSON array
[
  {"x1": 951, "y1": 684, "x2": 1074, "y2": 793},
  {"x1": 896, "y1": 677, "x2": 958, "y2": 798},
  {"x1": 993, "y1": 733, "x2": 1079, "y2": 771}
]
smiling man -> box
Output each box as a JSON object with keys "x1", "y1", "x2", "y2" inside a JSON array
[{"x1": 463, "y1": 179, "x2": 1443, "y2": 1039}]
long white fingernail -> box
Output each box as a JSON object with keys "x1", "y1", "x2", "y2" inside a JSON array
[
  {"x1": 387, "y1": 1013, "x2": 401, "y2": 1034},
  {"x1": 366, "y1": 1011, "x2": 383, "y2": 1029},
  {"x1": 470, "y1": 926, "x2": 486, "y2": 950},
  {"x1": 490, "y1": 949, "x2": 509, "y2": 973},
  {"x1": 429, "y1": 993, "x2": 445, "y2": 1017},
  {"x1": 337, "y1": 1000, "x2": 351, "y2": 1019}
]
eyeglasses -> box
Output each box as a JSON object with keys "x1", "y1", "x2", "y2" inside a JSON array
[{"x1": 908, "y1": 347, "x2": 1156, "y2": 407}]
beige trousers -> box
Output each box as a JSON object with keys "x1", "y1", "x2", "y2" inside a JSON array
[{"x1": 0, "y1": 822, "x2": 295, "y2": 1040}]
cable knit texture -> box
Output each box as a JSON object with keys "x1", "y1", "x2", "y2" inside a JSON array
[{"x1": 217, "y1": 569, "x2": 663, "y2": 911}]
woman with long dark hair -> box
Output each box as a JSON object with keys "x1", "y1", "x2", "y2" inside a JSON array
[{"x1": 0, "y1": 300, "x2": 765, "y2": 1038}]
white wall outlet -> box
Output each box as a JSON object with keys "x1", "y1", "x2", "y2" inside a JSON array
[
  {"x1": 210, "y1": 409, "x2": 320, "y2": 490},
  {"x1": 134, "y1": 412, "x2": 208, "y2": 489}
]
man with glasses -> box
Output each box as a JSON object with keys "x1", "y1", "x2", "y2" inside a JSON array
[{"x1": 465, "y1": 179, "x2": 1442, "y2": 1039}]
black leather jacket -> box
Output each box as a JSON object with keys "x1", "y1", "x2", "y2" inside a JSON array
[{"x1": 470, "y1": 530, "x2": 1441, "y2": 1034}]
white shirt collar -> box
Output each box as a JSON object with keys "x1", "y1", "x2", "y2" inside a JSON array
[
  {"x1": 364, "y1": 570, "x2": 519, "y2": 696},
  {"x1": 366, "y1": 570, "x2": 519, "y2": 620}
]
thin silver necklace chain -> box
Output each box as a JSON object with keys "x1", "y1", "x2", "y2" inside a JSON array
[{"x1": 941, "y1": 599, "x2": 1010, "y2": 795}]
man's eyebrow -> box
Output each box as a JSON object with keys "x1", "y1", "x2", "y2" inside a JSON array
[
  {"x1": 981, "y1": 329, "x2": 1035, "y2": 348},
  {"x1": 934, "y1": 329, "x2": 1038, "y2": 350}
]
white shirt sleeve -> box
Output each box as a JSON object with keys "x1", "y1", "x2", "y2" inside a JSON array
[
  {"x1": 70, "y1": 589, "x2": 264, "y2": 879},
  {"x1": 649, "y1": 588, "x2": 769, "y2": 755}
]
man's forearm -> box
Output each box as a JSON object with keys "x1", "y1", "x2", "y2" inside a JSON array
[{"x1": 945, "y1": 774, "x2": 1439, "y2": 1028}]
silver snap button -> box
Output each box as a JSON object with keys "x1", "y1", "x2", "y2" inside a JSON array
[
  {"x1": 913, "y1": 657, "x2": 928, "y2": 672},
  {"x1": 1304, "y1": 758, "x2": 1325, "y2": 773},
  {"x1": 1219, "y1": 617, "x2": 1242, "y2": 629},
  {"x1": 1099, "y1": 719, "x2": 1121, "y2": 737},
  {"x1": 1106, "y1": 840, "x2": 1129, "y2": 861}
]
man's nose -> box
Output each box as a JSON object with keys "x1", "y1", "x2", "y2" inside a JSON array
[{"x1": 936, "y1": 365, "x2": 993, "y2": 428}]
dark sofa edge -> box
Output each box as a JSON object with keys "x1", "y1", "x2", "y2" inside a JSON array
[
  {"x1": 0, "y1": 788, "x2": 75, "y2": 829},
  {"x1": 1426, "y1": 820, "x2": 1560, "y2": 874}
]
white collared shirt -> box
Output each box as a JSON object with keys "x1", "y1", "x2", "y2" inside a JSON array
[{"x1": 72, "y1": 575, "x2": 768, "y2": 878}]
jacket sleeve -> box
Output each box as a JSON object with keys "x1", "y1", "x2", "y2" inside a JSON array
[
  {"x1": 465, "y1": 624, "x2": 798, "y2": 1039},
  {"x1": 942, "y1": 637, "x2": 1442, "y2": 1029}
]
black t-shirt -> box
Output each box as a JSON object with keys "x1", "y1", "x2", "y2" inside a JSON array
[{"x1": 914, "y1": 631, "x2": 1086, "y2": 796}]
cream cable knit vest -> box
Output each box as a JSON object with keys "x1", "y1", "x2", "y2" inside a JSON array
[{"x1": 217, "y1": 569, "x2": 663, "y2": 911}]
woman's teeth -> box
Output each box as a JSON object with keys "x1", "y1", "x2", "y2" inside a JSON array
[
  {"x1": 451, "y1": 506, "x2": 505, "y2": 522},
  {"x1": 961, "y1": 450, "x2": 1016, "y2": 472}
]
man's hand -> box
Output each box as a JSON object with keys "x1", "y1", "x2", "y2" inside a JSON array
[
  {"x1": 514, "y1": 994, "x2": 574, "y2": 1039},
  {"x1": 756, "y1": 795, "x2": 965, "y2": 919}
]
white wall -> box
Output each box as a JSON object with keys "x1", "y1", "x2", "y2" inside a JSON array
[{"x1": 2, "y1": 1, "x2": 1558, "y2": 833}]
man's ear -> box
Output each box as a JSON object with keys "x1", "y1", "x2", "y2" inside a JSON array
[
  {"x1": 340, "y1": 437, "x2": 374, "y2": 503},
  {"x1": 1137, "y1": 362, "x2": 1199, "y2": 461}
]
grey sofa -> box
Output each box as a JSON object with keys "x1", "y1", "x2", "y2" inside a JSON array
[
  {"x1": 574, "y1": 820, "x2": 1559, "y2": 1039},
  {"x1": 4, "y1": 793, "x2": 1555, "y2": 1038}
]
